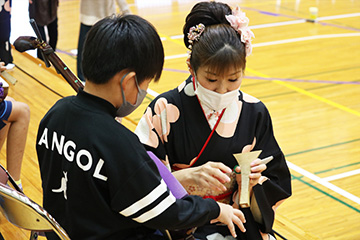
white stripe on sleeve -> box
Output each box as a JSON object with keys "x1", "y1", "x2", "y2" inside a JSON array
[
  {"x1": 120, "y1": 179, "x2": 170, "y2": 217},
  {"x1": 133, "y1": 194, "x2": 176, "y2": 223}
]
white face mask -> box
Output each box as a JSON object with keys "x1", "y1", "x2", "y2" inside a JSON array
[{"x1": 193, "y1": 75, "x2": 239, "y2": 112}]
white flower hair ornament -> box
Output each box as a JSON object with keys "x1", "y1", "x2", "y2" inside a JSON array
[
  {"x1": 187, "y1": 23, "x2": 205, "y2": 50},
  {"x1": 225, "y1": 6, "x2": 255, "y2": 56},
  {"x1": 186, "y1": 23, "x2": 205, "y2": 64}
]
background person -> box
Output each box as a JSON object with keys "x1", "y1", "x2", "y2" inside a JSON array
[
  {"x1": 0, "y1": 61, "x2": 30, "y2": 190},
  {"x1": 0, "y1": 0, "x2": 13, "y2": 65},
  {"x1": 76, "y1": 0, "x2": 131, "y2": 82},
  {"x1": 29, "y1": 0, "x2": 59, "y2": 61}
]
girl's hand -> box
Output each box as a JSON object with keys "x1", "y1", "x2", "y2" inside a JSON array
[
  {"x1": 234, "y1": 158, "x2": 267, "y2": 188},
  {"x1": 190, "y1": 161, "x2": 232, "y2": 192},
  {"x1": 173, "y1": 160, "x2": 232, "y2": 192}
]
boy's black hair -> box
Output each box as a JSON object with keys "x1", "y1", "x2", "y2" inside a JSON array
[{"x1": 82, "y1": 14, "x2": 164, "y2": 84}]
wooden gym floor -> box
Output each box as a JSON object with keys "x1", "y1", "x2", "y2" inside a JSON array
[{"x1": 0, "y1": 0, "x2": 359, "y2": 239}]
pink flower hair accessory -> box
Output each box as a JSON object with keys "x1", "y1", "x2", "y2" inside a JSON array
[
  {"x1": 187, "y1": 23, "x2": 205, "y2": 49},
  {"x1": 225, "y1": 6, "x2": 255, "y2": 56}
]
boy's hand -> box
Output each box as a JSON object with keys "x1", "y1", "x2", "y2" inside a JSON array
[
  {"x1": 211, "y1": 202, "x2": 246, "y2": 238},
  {"x1": 0, "y1": 62, "x2": 6, "y2": 72}
]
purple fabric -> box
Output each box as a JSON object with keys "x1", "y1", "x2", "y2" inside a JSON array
[
  {"x1": 0, "y1": 82, "x2": 4, "y2": 99},
  {"x1": 147, "y1": 151, "x2": 188, "y2": 199}
]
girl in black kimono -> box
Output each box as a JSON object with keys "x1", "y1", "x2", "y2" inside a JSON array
[{"x1": 135, "y1": 1, "x2": 292, "y2": 239}]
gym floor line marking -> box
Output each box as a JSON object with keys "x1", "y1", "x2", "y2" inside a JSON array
[
  {"x1": 286, "y1": 138, "x2": 360, "y2": 158},
  {"x1": 287, "y1": 161, "x2": 360, "y2": 206},
  {"x1": 66, "y1": 30, "x2": 360, "y2": 63},
  {"x1": 158, "y1": 33, "x2": 184, "y2": 46},
  {"x1": 246, "y1": 68, "x2": 360, "y2": 118},
  {"x1": 286, "y1": 138, "x2": 360, "y2": 176},
  {"x1": 252, "y1": 33, "x2": 360, "y2": 48},
  {"x1": 168, "y1": 12, "x2": 360, "y2": 40},
  {"x1": 162, "y1": 68, "x2": 360, "y2": 85},
  {"x1": 322, "y1": 169, "x2": 360, "y2": 182},
  {"x1": 242, "y1": 7, "x2": 360, "y2": 32},
  {"x1": 292, "y1": 175, "x2": 360, "y2": 213},
  {"x1": 163, "y1": 33, "x2": 360, "y2": 60}
]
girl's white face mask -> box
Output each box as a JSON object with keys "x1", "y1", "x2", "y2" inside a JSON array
[{"x1": 193, "y1": 75, "x2": 239, "y2": 112}]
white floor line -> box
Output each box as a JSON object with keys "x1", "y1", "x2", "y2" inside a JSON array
[
  {"x1": 252, "y1": 33, "x2": 360, "y2": 48},
  {"x1": 249, "y1": 19, "x2": 306, "y2": 29},
  {"x1": 168, "y1": 12, "x2": 360, "y2": 40},
  {"x1": 164, "y1": 53, "x2": 188, "y2": 60},
  {"x1": 164, "y1": 33, "x2": 360, "y2": 60},
  {"x1": 147, "y1": 88, "x2": 159, "y2": 98},
  {"x1": 322, "y1": 169, "x2": 360, "y2": 182},
  {"x1": 287, "y1": 161, "x2": 360, "y2": 205},
  {"x1": 169, "y1": 19, "x2": 307, "y2": 39},
  {"x1": 317, "y1": 13, "x2": 360, "y2": 21},
  {"x1": 170, "y1": 35, "x2": 183, "y2": 39}
]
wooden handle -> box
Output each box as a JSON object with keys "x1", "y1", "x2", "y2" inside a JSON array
[{"x1": 44, "y1": 45, "x2": 84, "y2": 92}]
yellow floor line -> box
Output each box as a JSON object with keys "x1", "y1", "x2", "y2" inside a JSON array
[
  {"x1": 159, "y1": 33, "x2": 184, "y2": 46},
  {"x1": 246, "y1": 68, "x2": 360, "y2": 117}
]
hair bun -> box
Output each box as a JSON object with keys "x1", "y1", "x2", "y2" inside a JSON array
[{"x1": 183, "y1": 1, "x2": 232, "y2": 48}]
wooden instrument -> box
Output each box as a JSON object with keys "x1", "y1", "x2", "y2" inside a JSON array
[
  {"x1": 13, "y1": 19, "x2": 84, "y2": 93},
  {"x1": 233, "y1": 150, "x2": 262, "y2": 208}
]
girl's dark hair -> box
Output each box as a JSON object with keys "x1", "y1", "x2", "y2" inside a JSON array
[
  {"x1": 82, "y1": 14, "x2": 164, "y2": 84},
  {"x1": 183, "y1": 1, "x2": 247, "y2": 75}
]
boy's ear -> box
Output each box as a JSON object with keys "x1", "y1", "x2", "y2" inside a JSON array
[{"x1": 119, "y1": 71, "x2": 136, "y2": 92}]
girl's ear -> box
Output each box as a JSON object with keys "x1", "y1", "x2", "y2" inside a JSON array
[{"x1": 187, "y1": 62, "x2": 195, "y2": 77}]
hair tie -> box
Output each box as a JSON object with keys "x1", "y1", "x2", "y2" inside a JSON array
[{"x1": 225, "y1": 6, "x2": 255, "y2": 56}]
